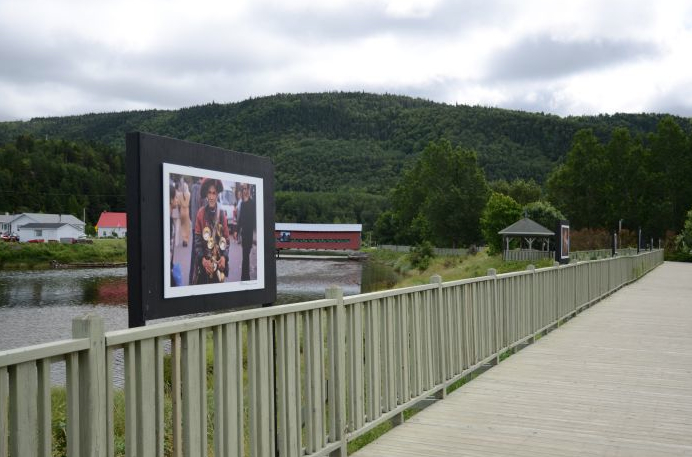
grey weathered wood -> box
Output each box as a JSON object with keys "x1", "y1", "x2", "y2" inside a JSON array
[
  {"x1": 9, "y1": 361, "x2": 37, "y2": 457},
  {"x1": 135, "y1": 338, "x2": 155, "y2": 456},
  {"x1": 249, "y1": 317, "x2": 274, "y2": 457},
  {"x1": 37, "y1": 359, "x2": 51, "y2": 457},
  {"x1": 348, "y1": 302, "x2": 364, "y2": 430},
  {"x1": 124, "y1": 342, "x2": 137, "y2": 457},
  {"x1": 72, "y1": 314, "x2": 107, "y2": 457},
  {"x1": 155, "y1": 337, "x2": 165, "y2": 457},
  {"x1": 0, "y1": 338, "x2": 89, "y2": 369},
  {"x1": 106, "y1": 298, "x2": 337, "y2": 346},
  {"x1": 212, "y1": 326, "x2": 224, "y2": 457},
  {"x1": 181, "y1": 330, "x2": 201, "y2": 457},
  {"x1": 66, "y1": 351, "x2": 80, "y2": 457},
  {"x1": 170, "y1": 333, "x2": 182, "y2": 457},
  {"x1": 352, "y1": 259, "x2": 681, "y2": 457},
  {"x1": 222, "y1": 322, "x2": 243, "y2": 457},
  {"x1": 364, "y1": 299, "x2": 381, "y2": 422},
  {"x1": 326, "y1": 286, "x2": 347, "y2": 457},
  {"x1": 276, "y1": 314, "x2": 301, "y2": 457},
  {"x1": 105, "y1": 348, "x2": 114, "y2": 457},
  {"x1": 197, "y1": 329, "x2": 207, "y2": 457},
  {"x1": 0, "y1": 366, "x2": 7, "y2": 457}
]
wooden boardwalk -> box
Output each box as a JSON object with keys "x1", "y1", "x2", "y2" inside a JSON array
[{"x1": 353, "y1": 261, "x2": 692, "y2": 457}]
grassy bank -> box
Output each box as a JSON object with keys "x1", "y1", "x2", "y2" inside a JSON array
[
  {"x1": 0, "y1": 239, "x2": 126, "y2": 269},
  {"x1": 367, "y1": 248, "x2": 555, "y2": 289}
]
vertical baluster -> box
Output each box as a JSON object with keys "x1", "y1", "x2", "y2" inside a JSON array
[
  {"x1": 249, "y1": 318, "x2": 274, "y2": 457},
  {"x1": 124, "y1": 342, "x2": 137, "y2": 457},
  {"x1": 37, "y1": 359, "x2": 51, "y2": 457},
  {"x1": 213, "y1": 326, "x2": 224, "y2": 457},
  {"x1": 105, "y1": 348, "x2": 114, "y2": 457},
  {"x1": 399, "y1": 294, "x2": 410, "y2": 404},
  {"x1": 222, "y1": 323, "x2": 243, "y2": 457},
  {"x1": 155, "y1": 337, "x2": 165, "y2": 457},
  {"x1": 181, "y1": 330, "x2": 201, "y2": 457},
  {"x1": 136, "y1": 338, "x2": 156, "y2": 456},
  {"x1": 66, "y1": 352, "x2": 80, "y2": 457},
  {"x1": 198, "y1": 329, "x2": 207, "y2": 457},
  {"x1": 0, "y1": 366, "x2": 8, "y2": 457},
  {"x1": 9, "y1": 361, "x2": 37, "y2": 457},
  {"x1": 171, "y1": 334, "x2": 182, "y2": 457},
  {"x1": 349, "y1": 303, "x2": 364, "y2": 430}
]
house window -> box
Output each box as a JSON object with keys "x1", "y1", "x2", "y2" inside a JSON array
[{"x1": 35, "y1": 229, "x2": 43, "y2": 236}]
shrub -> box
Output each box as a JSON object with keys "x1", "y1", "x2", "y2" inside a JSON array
[{"x1": 409, "y1": 241, "x2": 435, "y2": 271}]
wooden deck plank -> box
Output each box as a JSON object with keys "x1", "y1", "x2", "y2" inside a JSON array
[{"x1": 353, "y1": 262, "x2": 692, "y2": 457}]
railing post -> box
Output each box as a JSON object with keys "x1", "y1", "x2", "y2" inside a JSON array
[
  {"x1": 526, "y1": 265, "x2": 536, "y2": 342},
  {"x1": 486, "y1": 269, "x2": 500, "y2": 364},
  {"x1": 429, "y1": 275, "x2": 445, "y2": 398},
  {"x1": 326, "y1": 286, "x2": 347, "y2": 457},
  {"x1": 71, "y1": 314, "x2": 107, "y2": 457}
]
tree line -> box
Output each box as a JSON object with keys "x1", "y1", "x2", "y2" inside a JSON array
[
  {"x1": 0, "y1": 93, "x2": 690, "y2": 242},
  {"x1": 374, "y1": 117, "x2": 692, "y2": 250}
]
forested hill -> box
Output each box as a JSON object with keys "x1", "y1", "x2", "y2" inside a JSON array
[{"x1": 0, "y1": 92, "x2": 687, "y2": 193}]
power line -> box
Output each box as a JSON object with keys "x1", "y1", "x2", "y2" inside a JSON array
[{"x1": 0, "y1": 189, "x2": 126, "y2": 197}]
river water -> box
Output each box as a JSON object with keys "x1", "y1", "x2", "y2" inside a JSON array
[{"x1": 0, "y1": 258, "x2": 376, "y2": 351}]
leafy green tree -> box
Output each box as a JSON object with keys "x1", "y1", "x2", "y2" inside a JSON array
[
  {"x1": 491, "y1": 178, "x2": 542, "y2": 205},
  {"x1": 677, "y1": 206, "x2": 692, "y2": 253},
  {"x1": 480, "y1": 193, "x2": 522, "y2": 254},
  {"x1": 546, "y1": 129, "x2": 611, "y2": 228},
  {"x1": 648, "y1": 117, "x2": 692, "y2": 232},
  {"x1": 523, "y1": 201, "x2": 565, "y2": 233},
  {"x1": 389, "y1": 139, "x2": 490, "y2": 247}
]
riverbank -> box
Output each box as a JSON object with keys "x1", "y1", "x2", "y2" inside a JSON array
[
  {"x1": 367, "y1": 248, "x2": 555, "y2": 289},
  {"x1": 0, "y1": 238, "x2": 126, "y2": 269}
]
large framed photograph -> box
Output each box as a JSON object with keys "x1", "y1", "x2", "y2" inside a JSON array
[
  {"x1": 555, "y1": 220, "x2": 570, "y2": 264},
  {"x1": 163, "y1": 163, "x2": 264, "y2": 297},
  {"x1": 127, "y1": 132, "x2": 276, "y2": 326}
]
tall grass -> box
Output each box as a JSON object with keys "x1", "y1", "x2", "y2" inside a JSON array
[{"x1": 0, "y1": 239, "x2": 126, "y2": 269}]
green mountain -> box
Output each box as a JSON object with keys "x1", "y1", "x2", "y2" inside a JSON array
[{"x1": 0, "y1": 92, "x2": 689, "y2": 229}]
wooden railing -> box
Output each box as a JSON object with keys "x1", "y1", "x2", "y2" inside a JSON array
[{"x1": 0, "y1": 250, "x2": 664, "y2": 457}]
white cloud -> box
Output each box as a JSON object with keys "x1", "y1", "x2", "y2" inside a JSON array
[{"x1": 0, "y1": 0, "x2": 691, "y2": 120}]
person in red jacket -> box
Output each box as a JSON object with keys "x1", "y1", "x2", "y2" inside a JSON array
[{"x1": 190, "y1": 178, "x2": 230, "y2": 284}]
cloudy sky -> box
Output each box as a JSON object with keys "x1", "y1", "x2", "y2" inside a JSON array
[{"x1": 1, "y1": 0, "x2": 691, "y2": 121}]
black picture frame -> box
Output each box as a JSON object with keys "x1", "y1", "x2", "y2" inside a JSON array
[{"x1": 127, "y1": 132, "x2": 276, "y2": 327}]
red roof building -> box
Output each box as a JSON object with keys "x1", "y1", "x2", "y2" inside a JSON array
[{"x1": 96, "y1": 212, "x2": 127, "y2": 238}]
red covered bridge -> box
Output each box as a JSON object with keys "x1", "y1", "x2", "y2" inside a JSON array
[{"x1": 275, "y1": 223, "x2": 362, "y2": 250}]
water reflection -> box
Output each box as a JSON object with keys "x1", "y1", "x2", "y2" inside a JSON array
[{"x1": 0, "y1": 259, "x2": 375, "y2": 350}]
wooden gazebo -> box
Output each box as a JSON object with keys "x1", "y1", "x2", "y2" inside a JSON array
[{"x1": 498, "y1": 217, "x2": 554, "y2": 261}]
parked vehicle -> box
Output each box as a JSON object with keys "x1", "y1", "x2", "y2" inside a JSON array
[{"x1": 1, "y1": 232, "x2": 19, "y2": 242}]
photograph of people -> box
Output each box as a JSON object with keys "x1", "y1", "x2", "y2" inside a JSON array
[
  {"x1": 238, "y1": 183, "x2": 256, "y2": 281},
  {"x1": 191, "y1": 178, "x2": 230, "y2": 285},
  {"x1": 164, "y1": 163, "x2": 263, "y2": 298},
  {"x1": 561, "y1": 225, "x2": 570, "y2": 258}
]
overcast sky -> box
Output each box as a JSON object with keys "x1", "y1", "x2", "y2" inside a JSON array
[{"x1": 1, "y1": 0, "x2": 691, "y2": 121}]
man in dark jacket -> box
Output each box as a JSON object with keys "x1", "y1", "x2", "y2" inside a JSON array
[{"x1": 237, "y1": 183, "x2": 256, "y2": 280}]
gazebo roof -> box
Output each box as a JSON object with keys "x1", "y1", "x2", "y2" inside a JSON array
[{"x1": 498, "y1": 218, "x2": 554, "y2": 236}]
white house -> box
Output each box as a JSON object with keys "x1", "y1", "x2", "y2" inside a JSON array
[
  {"x1": 0, "y1": 214, "x2": 14, "y2": 234},
  {"x1": 18, "y1": 223, "x2": 84, "y2": 243},
  {"x1": 10, "y1": 213, "x2": 85, "y2": 235}
]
